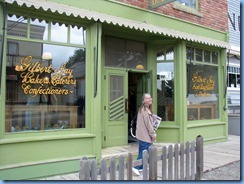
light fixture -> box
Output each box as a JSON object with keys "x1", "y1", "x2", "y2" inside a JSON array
[
  {"x1": 15, "y1": 65, "x2": 23, "y2": 71},
  {"x1": 136, "y1": 64, "x2": 144, "y2": 70},
  {"x1": 42, "y1": 52, "x2": 53, "y2": 60}
]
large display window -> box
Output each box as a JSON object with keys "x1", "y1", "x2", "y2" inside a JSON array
[
  {"x1": 186, "y1": 46, "x2": 219, "y2": 121},
  {"x1": 5, "y1": 14, "x2": 86, "y2": 133}
]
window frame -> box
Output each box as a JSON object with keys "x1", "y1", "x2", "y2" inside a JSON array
[
  {"x1": 156, "y1": 46, "x2": 175, "y2": 122},
  {"x1": 186, "y1": 45, "x2": 220, "y2": 121},
  {"x1": 5, "y1": 12, "x2": 88, "y2": 134}
]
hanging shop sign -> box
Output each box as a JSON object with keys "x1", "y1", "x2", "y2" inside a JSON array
[{"x1": 15, "y1": 56, "x2": 76, "y2": 97}]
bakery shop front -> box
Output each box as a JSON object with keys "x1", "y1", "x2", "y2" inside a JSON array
[{"x1": 0, "y1": 0, "x2": 229, "y2": 179}]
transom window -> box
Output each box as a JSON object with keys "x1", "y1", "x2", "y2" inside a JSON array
[{"x1": 105, "y1": 36, "x2": 147, "y2": 70}]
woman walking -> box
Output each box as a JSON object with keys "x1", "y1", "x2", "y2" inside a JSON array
[{"x1": 132, "y1": 93, "x2": 157, "y2": 176}]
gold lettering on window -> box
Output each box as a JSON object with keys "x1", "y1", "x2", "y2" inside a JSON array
[
  {"x1": 191, "y1": 72, "x2": 215, "y2": 97},
  {"x1": 15, "y1": 56, "x2": 76, "y2": 97}
]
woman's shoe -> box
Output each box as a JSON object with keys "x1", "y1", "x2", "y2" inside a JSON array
[{"x1": 132, "y1": 168, "x2": 140, "y2": 176}]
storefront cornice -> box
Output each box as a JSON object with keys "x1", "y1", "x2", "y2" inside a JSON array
[{"x1": 4, "y1": 0, "x2": 230, "y2": 49}]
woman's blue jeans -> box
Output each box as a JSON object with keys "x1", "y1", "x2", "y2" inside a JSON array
[{"x1": 134, "y1": 140, "x2": 151, "y2": 170}]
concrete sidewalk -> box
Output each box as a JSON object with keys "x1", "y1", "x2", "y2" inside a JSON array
[{"x1": 42, "y1": 135, "x2": 240, "y2": 180}]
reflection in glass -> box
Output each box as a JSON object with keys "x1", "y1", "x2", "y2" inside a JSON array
[
  {"x1": 196, "y1": 48, "x2": 202, "y2": 62},
  {"x1": 186, "y1": 46, "x2": 194, "y2": 61},
  {"x1": 175, "y1": 0, "x2": 196, "y2": 8},
  {"x1": 105, "y1": 37, "x2": 147, "y2": 69},
  {"x1": 187, "y1": 64, "x2": 219, "y2": 120},
  {"x1": 5, "y1": 40, "x2": 86, "y2": 132},
  {"x1": 204, "y1": 50, "x2": 210, "y2": 63},
  {"x1": 110, "y1": 76, "x2": 123, "y2": 102},
  {"x1": 212, "y1": 52, "x2": 218, "y2": 64},
  {"x1": 70, "y1": 26, "x2": 86, "y2": 45},
  {"x1": 157, "y1": 62, "x2": 174, "y2": 121},
  {"x1": 51, "y1": 22, "x2": 68, "y2": 43},
  {"x1": 7, "y1": 15, "x2": 28, "y2": 38},
  {"x1": 166, "y1": 47, "x2": 174, "y2": 60},
  {"x1": 30, "y1": 19, "x2": 48, "y2": 40}
]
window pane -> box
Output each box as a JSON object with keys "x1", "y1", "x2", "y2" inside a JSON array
[
  {"x1": 175, "y1": 0, "x2": 196, "y2": 8},
  {"x1": 157, "y1": 62, "x2": 174, "y2": 121},
  {"x1": 204, "y1": 50, "x2": 210, "y2": 63},
  {"x1": 196, "y1": 48, "x2": 202, "y2": 62},
  {"x1": 6, "y1": 40, "x2": 86, "y2": 132},
  {"x1": 105, "y1": 37, "x2": 147, "y2": 70},
  {"x1": 212, "y1": 52, "x2": 218, "y2": 64},
  {"x1": 157, "y1": 48, "x2": 165, "y2": 61},
  {"x1": 7, "y1": 15, "x2": 28, "y2": 38},
  {"x1": 166, "y1": 47, "x2": 174, "y2": 60},
  {"x1": 70, "y1": 26, "x2": 86, "y2": 45},
  {"x1": 51, "y1": 22, "x2": 68, "y2": 43},
  {"x1": 187, "y1": 64, "x2": 219, "y2": 120},
  {"x1": 30, "y1": 19, "x2": 48, "y2": 40},
  {"x1": 110, "y1": 76, "x2": 123, "y2": 102},
  {"x1": 186, "y1": 46, "x2": 194, "y2": 61}
]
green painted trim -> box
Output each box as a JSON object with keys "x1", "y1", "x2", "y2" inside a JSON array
[
  {"x1": 176, "y1": 41, "x2": 187, "y2": 142},
  {"x1": 187, "y1": 121, "x2": 226, "y2": 128},
  {"x1": 203, "y1": 136, "x2": 228, "y2": 145},
  {"x1": 0, "y1": 133, "x2": 95, "y2": 145},
  {"x1": 0, "y1": 156, "x2": 93, "y2": 180}
]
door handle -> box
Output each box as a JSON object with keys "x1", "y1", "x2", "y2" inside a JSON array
[{"x1": 125, "y1": 99, "x2": 128, "y2": 113}]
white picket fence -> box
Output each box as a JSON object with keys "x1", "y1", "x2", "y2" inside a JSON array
[{"x1": 79, "y1": 135, "x2": 203, "y2": 180}]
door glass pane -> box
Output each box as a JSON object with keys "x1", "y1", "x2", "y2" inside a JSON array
[{"x1": 110, "y1": 76, "x2": 123, "y2": 102}]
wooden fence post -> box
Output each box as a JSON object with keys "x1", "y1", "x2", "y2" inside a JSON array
[
  {"x1": 127, "y1": 153, "x2": 133, "y2": 180},
  {"x1": 174, "y1": 143, "x2": 179, "y2": 180},
  {"x1": 161, "y1": 146, "x2": 167, "y2": 180},
  {"x1": 196, "y1": 135, "x2": 203, "y2": 180},
  {"x1": 110, "y1": 156, "x2": 116, "y2": 180},
  {"x1": 149, "y1": 146, "x2": 157, "y2": 180},
  {"x1": 180, "y1": 143, "x2": 184, "y2": 180},
  {"x1": 90, "y1": 160, "x2": 97, "y2": 180},
  {"x1": 100, "y1": 158, "x2": 107, "y2": 180},
  {"x1": 79, "y1": 158, "x2": 91, "y2": 180},
  {"x1": 118, "y1": 155, "x2": 125, "y2": 180},
  {"x1": 142, "y1": 149, "x2": 148, "y2": 180},
  {"x1": 168, "y1": 145, "x2": 173, "y2": 180}
]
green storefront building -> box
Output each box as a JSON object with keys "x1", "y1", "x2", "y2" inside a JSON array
[{"x1": 0, "y1": 0, "x2": 229, "y2": 180}]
